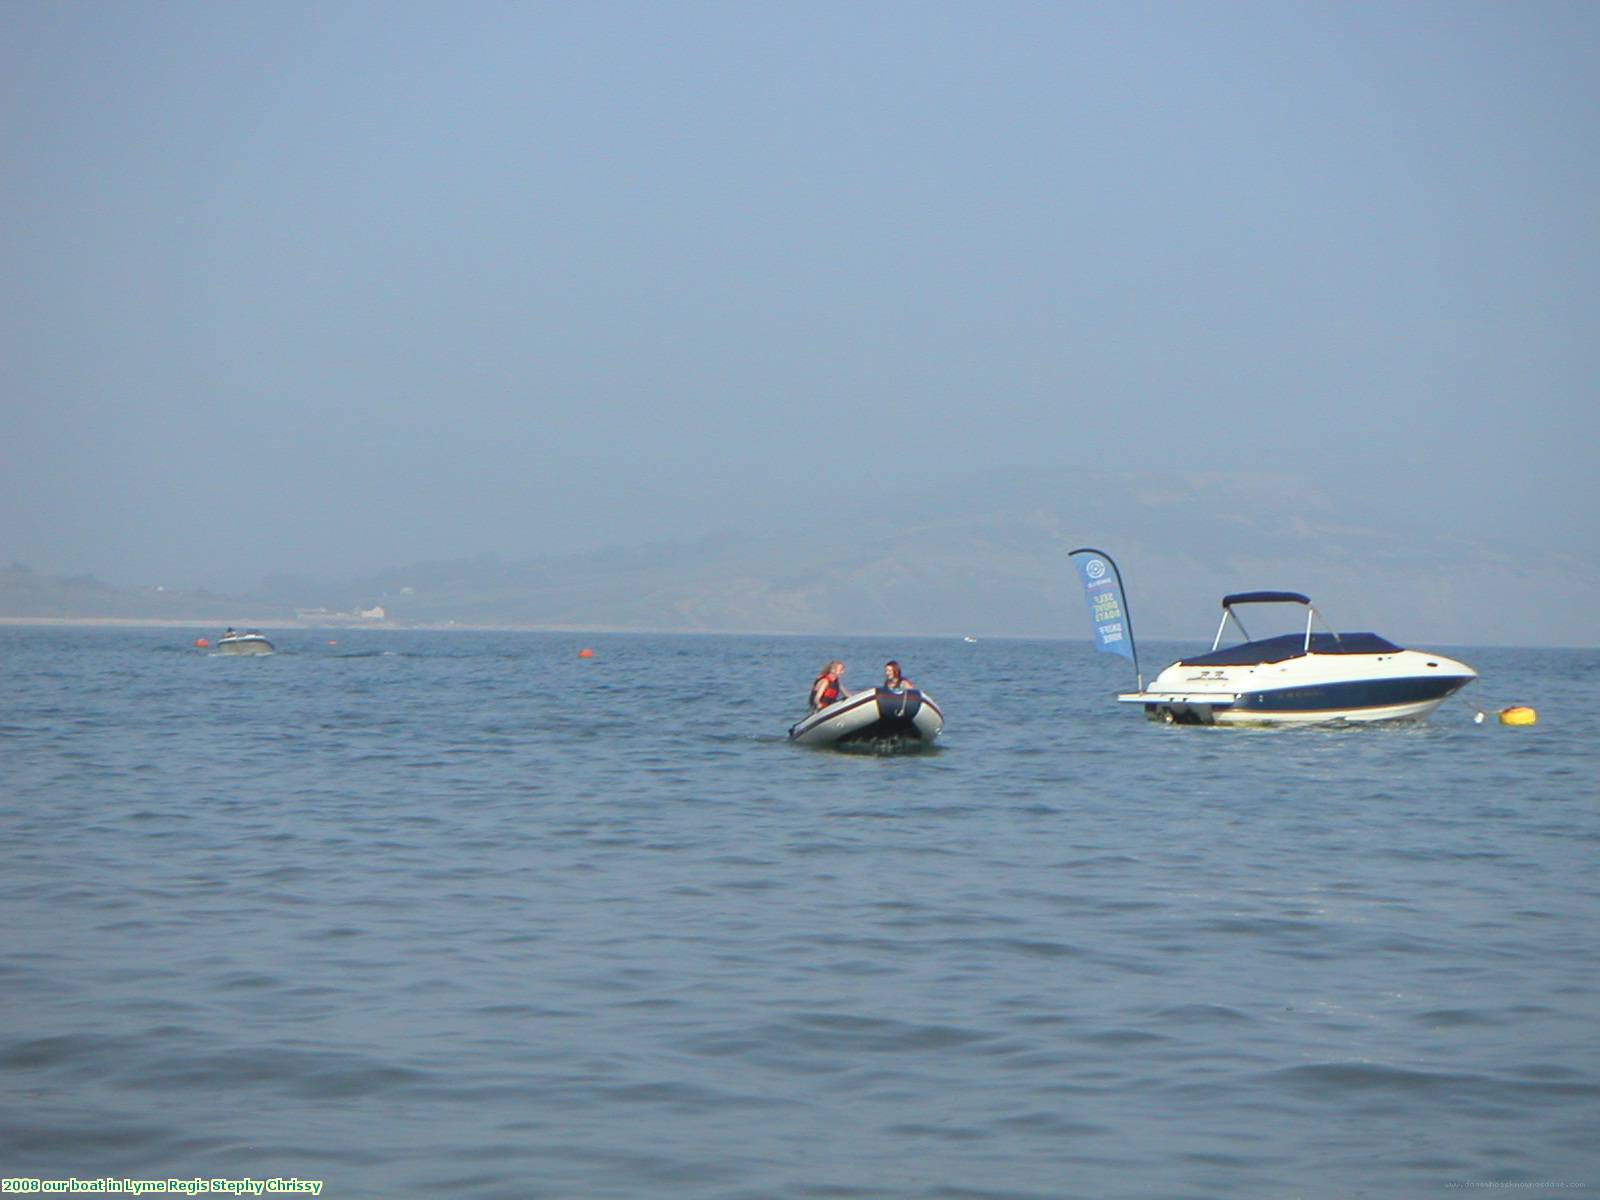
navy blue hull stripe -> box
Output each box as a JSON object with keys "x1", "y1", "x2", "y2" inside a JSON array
[{"x1": 1235, "y1": 675, "x2": 1469, "y2": 713}]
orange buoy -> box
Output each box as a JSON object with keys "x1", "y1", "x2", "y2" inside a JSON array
[
  {"x1": 1498, "y1": 706, "x2": 1537, "y2": 726},
  {"x1": 328, "y1": 640, "x2": 338, "y2": 645},
  {"x1": 577, "y1": 648, "x2": 595, "y2": 659},
  {"x1": 194, "y1": 637, "x2": 210, "y2": 648}
]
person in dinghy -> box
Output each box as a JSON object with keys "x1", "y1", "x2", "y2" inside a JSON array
[
  {"x1": 881, "y1": 660, "x2": 913, "y2": 691},
  {"x1": 808, "y1": 660, "x2": 849, "y2": 713}
]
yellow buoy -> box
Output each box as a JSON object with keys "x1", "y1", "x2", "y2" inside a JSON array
[{"x1": 1498, "y1": 706, "x2": 1537, "y2": 726}]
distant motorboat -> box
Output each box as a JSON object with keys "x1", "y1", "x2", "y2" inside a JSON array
[
  {"x1": 789, "y1": 687, "x2": 944, "y2": 748},
  {"x1": 215, "y1": 629, "x2": 274, "y2": 656}
]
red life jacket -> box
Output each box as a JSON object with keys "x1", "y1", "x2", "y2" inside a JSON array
[{"x1": 813, "y1": 674, "x2": 840, "y2": 707}]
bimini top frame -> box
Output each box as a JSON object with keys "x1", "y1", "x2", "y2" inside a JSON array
[{"x1": 1213, "y1": 591, "x2": 1342, "y2": 656}]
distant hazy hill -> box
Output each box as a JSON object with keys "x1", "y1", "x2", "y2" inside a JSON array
[
  {"x1": 0, "y1": 563, "x2": 287, "y2": 622},
  {"x1": 293, "y1": 471, "x2": 1595, "y2": 646},
  {"x1": 6, "y1": 472, "x2": 1592, "y2": 645}
]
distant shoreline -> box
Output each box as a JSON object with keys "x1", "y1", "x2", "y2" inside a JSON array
[
  {"x1": 0, "y1": 616, "x2": 1559, "y2": 647},
  {"x1": 0, "y1": 616, "x2": 1069, "y2": 640},
  {"x1": 0, "y1": 616, "x2": 627, "y2": 634},
  {"x1": 0, "y1": 616, "x2": 907, "y2": 638}
]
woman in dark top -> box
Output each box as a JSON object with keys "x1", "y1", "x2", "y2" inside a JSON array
[{"x1": 882, "y1": 661, "x2": 913, "y2": 691}]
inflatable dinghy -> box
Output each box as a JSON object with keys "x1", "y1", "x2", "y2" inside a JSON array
[{"x1": 788, "y1": 687, "x2": 944, "y2": 748}]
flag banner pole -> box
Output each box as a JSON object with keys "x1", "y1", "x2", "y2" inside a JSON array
[{"x1": 1068, "y1": 547, "x2": 1142, "y2": 691}]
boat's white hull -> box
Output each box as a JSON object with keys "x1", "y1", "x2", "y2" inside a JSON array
[
  {"x1": 215, "y1": 634, "x2": 274, "y2": 656},
  {"x1": 1120, "y1": 648, "x2": 1475, "y2": 727},
  {"x1": 789, "y1": 687, "x2": 944, "y2": 747}
]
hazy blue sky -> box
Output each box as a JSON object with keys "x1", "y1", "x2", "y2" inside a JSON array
[{"x1": 4, "y1": 2, "x2": 1596, "y2": 592}]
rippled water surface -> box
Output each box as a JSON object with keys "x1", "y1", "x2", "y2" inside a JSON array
[{"x1": 3, "y1": 626, "x2": 1597, "y2": 1198}]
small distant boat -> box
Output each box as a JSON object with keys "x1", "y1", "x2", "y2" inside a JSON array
[
  {"x1": 1123, "y1": 591, "x2": 1475, "y2": 726},
  {"x1": 215, "y1": 628, "x2": 274, "y2": 656},
  {"x1": 789, "y1": 687, "x2": 944, "y2": 748}
]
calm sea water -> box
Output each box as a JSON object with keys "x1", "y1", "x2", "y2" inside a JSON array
[{"x1": 3, "y1": 626, "x2": 1597, "y2": 1199}]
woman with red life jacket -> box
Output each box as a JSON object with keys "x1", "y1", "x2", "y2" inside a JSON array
[
  {"x1": 882, "y1": 660, "x2": 913, "y2": 691},
  {"x1": 809, "y1": 660, "x2": 847, "y2": 712}
]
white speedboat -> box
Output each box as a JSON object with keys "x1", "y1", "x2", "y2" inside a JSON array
[
  {"x1": 1120, "y1": 591, "x2": 1475, "y2": 726},
  {"x1": 215, "y1": 629, "x2": 274, "y2": 656},
  {"x1": 789, "y1": 687, "x2": 945, "y2": 748}
]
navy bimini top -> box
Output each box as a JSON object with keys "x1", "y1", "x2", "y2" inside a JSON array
[{"x1": 1177, "y1": 632, "x2": 1404, "y2": 667}]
